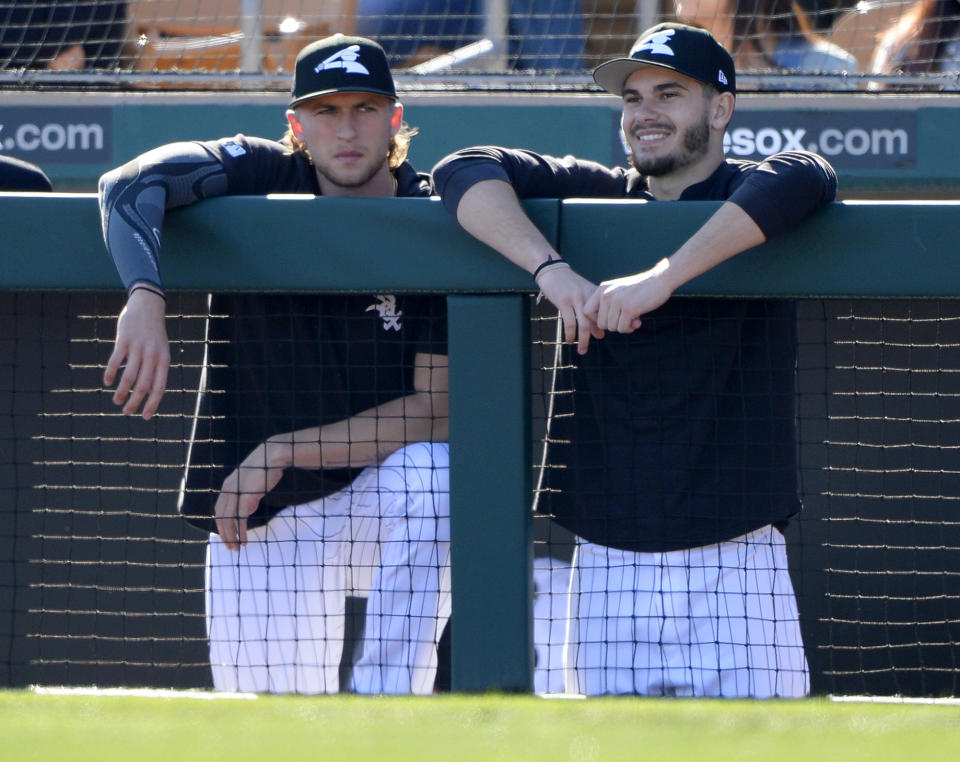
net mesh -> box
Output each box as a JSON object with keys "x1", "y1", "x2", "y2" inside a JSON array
[
  {"x1": 4, "y1": 293, "x2": 959, "y2": 695},
  {"x1": 0, "y1": 1, "x2": 957, "y2": 90},
  {"x1": 530, "y1": 298, "x2": 960, "y2": 697}
]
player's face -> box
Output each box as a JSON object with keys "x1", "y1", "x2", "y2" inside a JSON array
[
  {"x1": 288, "y1": 91, "x2": 401, "y2": 196},
  {"x1": 620, "y1": 67, "x2": 719, "y2": 178}
]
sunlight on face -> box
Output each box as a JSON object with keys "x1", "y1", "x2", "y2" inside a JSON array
[{"x1": 291, "y1": 91, "x2": 399, "y2": 194}]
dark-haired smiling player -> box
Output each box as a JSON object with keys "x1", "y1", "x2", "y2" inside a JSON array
[
  {"x1": 433, "y1": 23, "x2": 837, "y2": 697},
  {"x1": 99, "y1": 35, "x2": 450, "y2": 695}
]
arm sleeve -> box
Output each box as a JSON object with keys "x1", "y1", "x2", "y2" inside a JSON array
[
  {"x1": 728, "y1": 151, "x2": 838, "y2": 241},
  {"x1": 98, "y1": 135, "x2": 299, "y2": 292},
  {"x1": 432, "y1": 146, "x2": 630, "y2": 215},
  {"x1": 98, "y1": 140, "x2": 232, "y2": 292}
]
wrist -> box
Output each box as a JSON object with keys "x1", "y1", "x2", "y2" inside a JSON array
[
  {"x1": 127, "y1": 282, "x2": 166, "y2": 303},
  {"x1": 263, "y1": 437, "x2": 294, "y2": 469},
  {"x1": 655, "y1": 256, "x2": 683, "y2": 294},
  {"x1": 533, "y1": 257, "x2": 571, "y2": 286}
]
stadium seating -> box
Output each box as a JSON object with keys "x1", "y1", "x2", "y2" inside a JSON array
[{"x1": 129, "y1": 0, "x2": 357, "y2": 72}]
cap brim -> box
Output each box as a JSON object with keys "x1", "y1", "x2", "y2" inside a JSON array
[
  {"x1": 593, "y1": 57, "x2": 685, "y2": 96},
  {"x1": 289, "y1": 86, "x2": 397, "y2": 108}
]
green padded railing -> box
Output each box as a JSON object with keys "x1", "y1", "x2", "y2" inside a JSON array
[{"x1": 2, "y1": 194, "x2": 959, "y2": 691}]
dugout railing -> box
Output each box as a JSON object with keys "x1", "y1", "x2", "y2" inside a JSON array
[{"x1": 2, "y1": 194, "x2": 960, "y2": 695}]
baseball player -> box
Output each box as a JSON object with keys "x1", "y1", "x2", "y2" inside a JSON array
[
  {"x1": 99, "y1": 35, "x2": 450, "y2": 694},
  {"x1": 433, "y1": 23, "x2": 837, "y2": 697}
]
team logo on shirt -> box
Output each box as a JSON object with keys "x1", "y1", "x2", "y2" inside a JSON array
[
  {"x1": 314, "y1": 45, "x2": 369, "y2": 76},
  {"x1": 631, "y1": 29, "x2": 675, "y2": 58},
  {"x1": 220, "y1": 139, "x2": 246, "y2": 157},
  {"x1": 366, "y1": 294, "x2": 402, "y2": 331}
]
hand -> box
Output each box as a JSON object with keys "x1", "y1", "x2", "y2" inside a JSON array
[
  {"x1": 214, "y1": 440, "x2": 289, "y2": 551},
  {"x1": 584, "y1": 258, "x2": 674, "y2": 334},
  {"x1": 536, "y1": 265, "x2": 606, "y2": 355},
  {"x1": 48, "y1": 44, "x2": 85, "y2": 71},
  {"x1": 103, "y1": 288, "x2": 170, "y2": 420}
]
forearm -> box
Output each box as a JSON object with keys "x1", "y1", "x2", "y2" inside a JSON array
[
  {"x1": 262, "y1": 392, "x2": 449, "y2": 471},
  {"x1": 455, "y1": 179, "x2": 559, "y2": 273},
  {"x1": 585, "y1": 201, "x2": 768, "y2": 334},
  {"x1": 658, "y1": 200, "x2": 766, "y2": 292},
  {"x1": 99, "y1": 142, "x2": 230, "y2": 291}
]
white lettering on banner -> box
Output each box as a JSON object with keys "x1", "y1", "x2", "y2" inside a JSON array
[
  {"x1": 754, "y1": 127, "x2": 783, "y2": 155},
  {"x1": 4, "y1": 121, "x2": 104, "y2": 152},
  {"x1": 723, "y1": 126, "x2": 909, "y2": 159}
]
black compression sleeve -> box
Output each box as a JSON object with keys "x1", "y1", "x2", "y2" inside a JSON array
[{"x1": 98, "y1": 142, "x2": 230, "y2": 291}]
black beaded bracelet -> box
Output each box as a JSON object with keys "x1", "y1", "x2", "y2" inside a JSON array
[
  {"x1": 532, "y1": 257, "x2": 568, "y2": 279},
  {"x1": 128, "y1": 284, "x2": 166, "y2": 302}
]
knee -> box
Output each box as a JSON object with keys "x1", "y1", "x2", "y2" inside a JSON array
[
  {"x1": 380, "y1": 442, "x2": 450, "y2": 494},
  {"x1": 377, "y1": 442, "x2": 450, "y2": 522}
]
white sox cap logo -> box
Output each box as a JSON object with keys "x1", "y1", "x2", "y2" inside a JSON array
[
  {"x1": 632, "y1": 29, "x2": 676, "y2": 58},
  {"x1": 315, "y1": 45, "x2": 369, "y2": 75},
  {"x1": 366, "y1": 294, "x2": 403, "y2": 331}
]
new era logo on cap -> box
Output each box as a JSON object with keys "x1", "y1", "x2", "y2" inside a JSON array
[
  {"x1": 593, "y1": 22, "x2": 736, "y2": 97},
  {"x1": 290, "y1": 34, "x2": 397, "y2": 108},
  {"x1": 315, "y1": 45, "x2": 370, "y2": 76}
]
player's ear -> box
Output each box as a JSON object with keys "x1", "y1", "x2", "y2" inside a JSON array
[
  {"x1": 390, "y1": 102, "x2": 404, "y2": 136},
  {"x1": 286, "y1": 109, "x2": 304, "y2": 140},
  {"x1": 710, "y1": 92, "x2": 735, "y2": 130}
]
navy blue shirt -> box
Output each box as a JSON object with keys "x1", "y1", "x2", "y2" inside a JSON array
[
  {"x1": 434, "y1": 147, "x2": 836, "y2": 552},
  {"x1": 100, "y1": 135, "x2": 446, "y2": 533}
]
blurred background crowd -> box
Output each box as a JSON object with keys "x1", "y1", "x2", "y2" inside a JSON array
[{"x1": 0, "y1": 0, "x2": 956, "y2": 80}]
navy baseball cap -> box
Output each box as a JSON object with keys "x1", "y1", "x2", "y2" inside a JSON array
[
  {"x1": 290, "y1": 34, "x2": 397, "y2": 107},
  {"x1": 593, "y1": 23, "x2": 736, "y2": 97}
]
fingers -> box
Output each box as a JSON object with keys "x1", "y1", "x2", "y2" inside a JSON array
[
  {"x1": 214, "y1": 492, "x2": 243, "y2": 552},
  {"x1": 138, "y1": 358, "x2": 170, "y2": 421},
  {"x1": 559, "y1": 303, "x2": 579, "y2": 346},
  {"x1": 110, "y1": 341, "x2": 170, "y2": 419},
  {"x1": 111, "y1": 347, "x2": 141, "y2": 406},
  {"x1": 103, "y1": 340, "x2": 126, "y2": 387},
  {"x1": 215, "y1": 462, "x2": 269, "y2": 551},
  {"x1": 559, "y1": 300, "x2": 600, "y2": 356},
  {"x1": 107, "y1": 291, "x2": 170, "y2": 418},
  {"x1": 617, "y1": 310, "x2": 637, "y2": 335}
]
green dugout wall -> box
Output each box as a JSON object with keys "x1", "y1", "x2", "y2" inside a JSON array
[
  {"x1": 1, "y1": 92, "x2": 960, "y2": 194},
  {"x1": 2, "y1": 195, "x2": 960, "y2": 694}
]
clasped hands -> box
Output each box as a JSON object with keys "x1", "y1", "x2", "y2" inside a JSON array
[{"x1": 537, "y1": 257, "x2": 674, "y2": 354}]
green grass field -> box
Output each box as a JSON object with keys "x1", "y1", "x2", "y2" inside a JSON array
[{"x1": 2, "y1": 690, "x2": 959, "y2": 762}]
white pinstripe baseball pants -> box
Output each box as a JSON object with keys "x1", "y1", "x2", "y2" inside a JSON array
[
  {"x1": 565, "y1": 524, "x2": 810, "y2": 697},
  {"x1": 205, "y1": 442, "x2": 451, "y2": 695}
]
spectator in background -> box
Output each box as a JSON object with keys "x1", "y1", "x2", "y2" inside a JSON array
[
  {"x1": 355, "y1": 0, "x2": 585, "y2": 70},
  {"x1": 0, "y1": 2, "x2": 128, "y2": 70},
  {"x1": 674, "y1": 0, "x2": 858, "y2": 71},
  {"x1": 871, "y1": 0, "x2": 960, "y2": 74},
  {"x1": 0, "y1": 154, "x2": 53, "y2": 191}
]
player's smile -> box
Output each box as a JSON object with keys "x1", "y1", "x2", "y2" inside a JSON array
[
  {"x1": 629, "y1": 126, "x2": 675, "y2": 146},
  {"x1": 620, "y1": 67, "x2": 717, "y2": 178}
]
